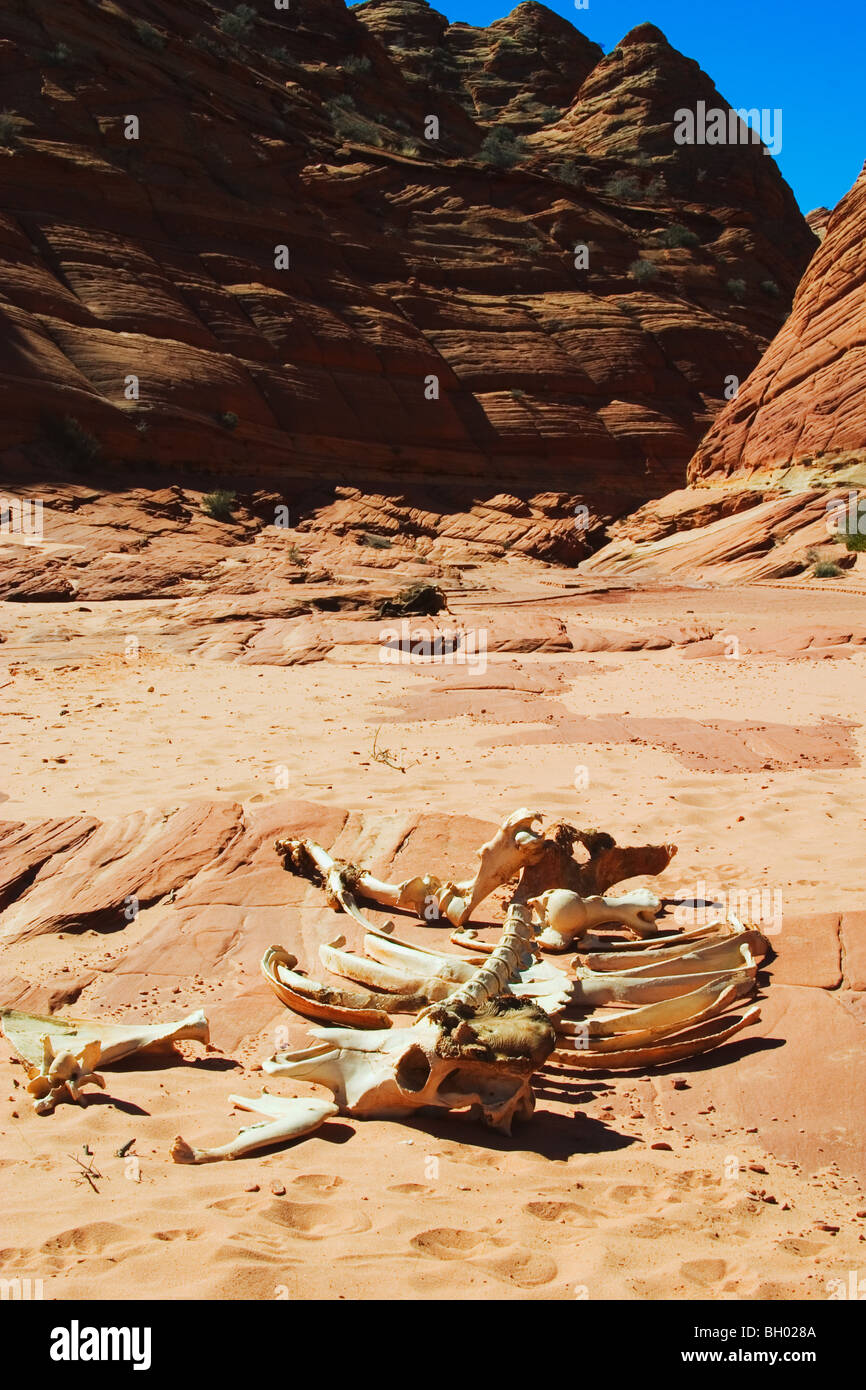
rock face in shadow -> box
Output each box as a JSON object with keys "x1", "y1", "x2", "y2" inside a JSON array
[{"x1": 0, "y1": 0, "x2": 815, "y2": 553}]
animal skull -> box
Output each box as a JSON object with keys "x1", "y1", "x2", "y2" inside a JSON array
[{"x1": 264, "y1": 993, "x2": 557, "y2": 1132}]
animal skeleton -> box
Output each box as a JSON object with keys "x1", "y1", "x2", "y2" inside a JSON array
[
  {"x1": 174, "y1": 810, "x2": 766, "y2": 1160},
  {"x1": 0, "y1": 809, "x2": 766, "y2": 1161}
]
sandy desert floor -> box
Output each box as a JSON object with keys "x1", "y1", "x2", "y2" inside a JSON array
[{"x1": 1, "y1": 557, "x2": 865, "y2": 1300}]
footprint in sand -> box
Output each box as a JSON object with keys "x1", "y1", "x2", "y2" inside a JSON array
[
  {"x1": 410, "y1": 1227, "x2": 487, "y2": 1260},
  {"x1": 40, "y1": 1221, "x2": 132, "y2": 1257},
  {"x1": 477, "y1": 1246, "x2": 558, "y2": 1289},
  {"x1": 388, "y1": 1182, "x2": 435, "y2": 1196},
  {"x1": 291, "y1": 1173, "x2": 344, "y2": 1193},
  {"x1": 152, "y1": 1228, "x2": 203, "y2": 1242},
  {"x1": 777, "y1": 1237, "x2": 825, "y2": 1258},
  {"x1": 607, "y1": 1183, "x2": 653, "y2": 1205},
  {"x1": 524, "y1": 1199, "x2": 593, "y2": 1226},
  {"x1": 680, "y1": 1257, "x2": 730, "y2": 1286},
  {"x1": 263, "y1": 1199, "x2": 371, "y2": 1239},
  {"x1": 629, "y1": 1215, "x2": 677, "y2": 1240},
  {"x1": 411, "y1": 1226, "x2": 558, "y2": 1288},
  {"x1": 207, "y1": 1195, "x2": 262, "y2": 1216},
  {"x1": 458, "y1": 1152, "x2": 503, "y2": 1169}
]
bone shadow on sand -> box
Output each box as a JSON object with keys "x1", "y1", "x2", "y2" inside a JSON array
[
  {"x1": 392, "y1": 1108, "x2": 634, "y2": 1160},
  {"x1": 106, "y1": 1052, "x2": 241, "y2": 1074}
]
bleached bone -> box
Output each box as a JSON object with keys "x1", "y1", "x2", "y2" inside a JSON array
[
  {"x1": 519, "y1": 823, "x2": 676, "y2": 901},
  {"x1": 318, "y1": 940, "x2": 456, "y2": 1000},
  {"x1": 429, "y1": 899, "x2": 536, "y2": 1011},
  {"x1": 275, "y1": 836, "x2": 381, "y2": 931},
  {"x1": 264, "y1": 918, "x2": 757, "y2": 1026},
  {"x1": 262, "y1": 891, "x2": 559, "y2": 1133},
  {"x1": 581, "y1": 933, "x2": 760, "y2": 978},
  {"x1": 171, "y1": 1094, "x2": 338, "y2": 1164},
  {"x1": 0, "y1": 1007, "x2": 209, "y2": 1114},
  {"x1": 551, "y1": 1004, "x2": 762, "y2": 1069},
  {"x1": 277, "y1": 810, "x2": 547, "y2": 931},
  {"x1": 261, "y1": 943, "x2": 446, "y2": 1026},
  {"x1": 451, "y1": 919, "x2": 722, "y2": 955},
  {"x1": 357, "y1": 809, "x2": 548, "y2": 927},
  {"x1": 25, "y1": 1038, "x2": 106, "y2": 1115},
  {"x1": 529, "y1": 888, "x2": 662, "y2": 951},
  {"x1": 265, "y1": 993, "x2": 556, "y2": 1133},
  {"x1": 269, "y1": 822, "x2": 765, "y2": 1087},
  {"x1": 557, "y1": 980, "x2": 752, "y2": 1053},
  {"x1": 557, "y1": 976, "x2": 754, "y2": 1039},
  {"x1": 570, "y1": 963, "x2": 756, "y2": 1007},
  {"x1": 262, "y1": 928, "x2": 569, "y2": 1028}
]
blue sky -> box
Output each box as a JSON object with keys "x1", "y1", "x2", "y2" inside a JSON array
[{"x1": 437, "y1": 0, "x2": 864, "y2": 213}]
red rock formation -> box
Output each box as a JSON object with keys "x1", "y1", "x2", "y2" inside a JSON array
[
  {"x1": 0, "y1": 0, "x2": 816, "y2": 565},
  {"x1": 582, "y1": 163, "x2": 866, "y2": 581},
  {"x1": 805, "y1": 207, "x2": 832, "y2": 241},
  {"x1": 689, "y1": 163, "x2": 866, "y2": 484}
]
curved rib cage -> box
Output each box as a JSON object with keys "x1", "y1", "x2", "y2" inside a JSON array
[{"x1": 209, "y1": 811, "x2": 769, "y2": 1159}]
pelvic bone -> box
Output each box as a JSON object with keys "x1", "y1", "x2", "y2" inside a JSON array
[{"x1": 0, "y1": 1007, "x2": 210, "y2": 1114}]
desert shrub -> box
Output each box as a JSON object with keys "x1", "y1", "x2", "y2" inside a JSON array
[
  {"x1": 218, "y1": 5, "x2": 257, "y2": 39},
  {"x1": 325, "y1": 94, "x2": 378, "y2": 143},
  {"x1": 398, "y1": 138, "x2": 420, "y2": 157},
  {"x1": 813, "y1": 560, "x2": 842, "y2": 578},
  {"x1": 478, "y1": 126, "x2": 526, "y2": 168},
  {"x1": 726, "y1": 277, "x2": 748, "y2": 301},
  {"x1": 839, "y1": 526, "x2": 866, "y2": 552},
  {"x1": 219, "y1": 411, "x2": 239, "y2": 430},
  {"x1": 360, "y1": 532, "x2": 393, "y2": 549},
  {"x1": 342, "y1": 55, "x2": 371, "y2": 75},
  {"x1": 192, "y1": 33, "x2": 224, "y2": 57},
  {"x1": 0, "y1": 111, "x2": 26, "y2": 147},
  {"x1": 133, "y1": 20, "x2": 166, "y2": 51},
  {"x1": 761, "y1": 278, "x2": 781, "y2": 297},
  {"x1": 662, "y1": 223, "x2": 700, "y2": 249},
  {"x1": 630, "y1": 258, "x2": 659, "y2": 283},
  {"x1": 644, "y1": 175, "x2": 665, "y2": 201},
  {"x1": 605, "y1": 172, "x2": 642, "y2": 200},
  {"x1": 202, "y1": 490, "x2": 237, "y2": 521},
  {"x1": 552, "y1": 158, "x2": 584, "y2": 188},
  {"x1": 47, "y1": 42, "x2": 72, "y2": 64},
  {"x1": 45, "y1": 415, "x2": 102, "y2": 467}
]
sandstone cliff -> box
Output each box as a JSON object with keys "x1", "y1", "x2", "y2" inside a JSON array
[
  {"x1": 0, "y1": 0, "x2": 816, "y2": 564},
  {"x1": 580, "y1": 163, "x2": 866, "y2": 582},
  {"x1": 689, "y1": 163, "x2": 866, "y2": 486}
]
